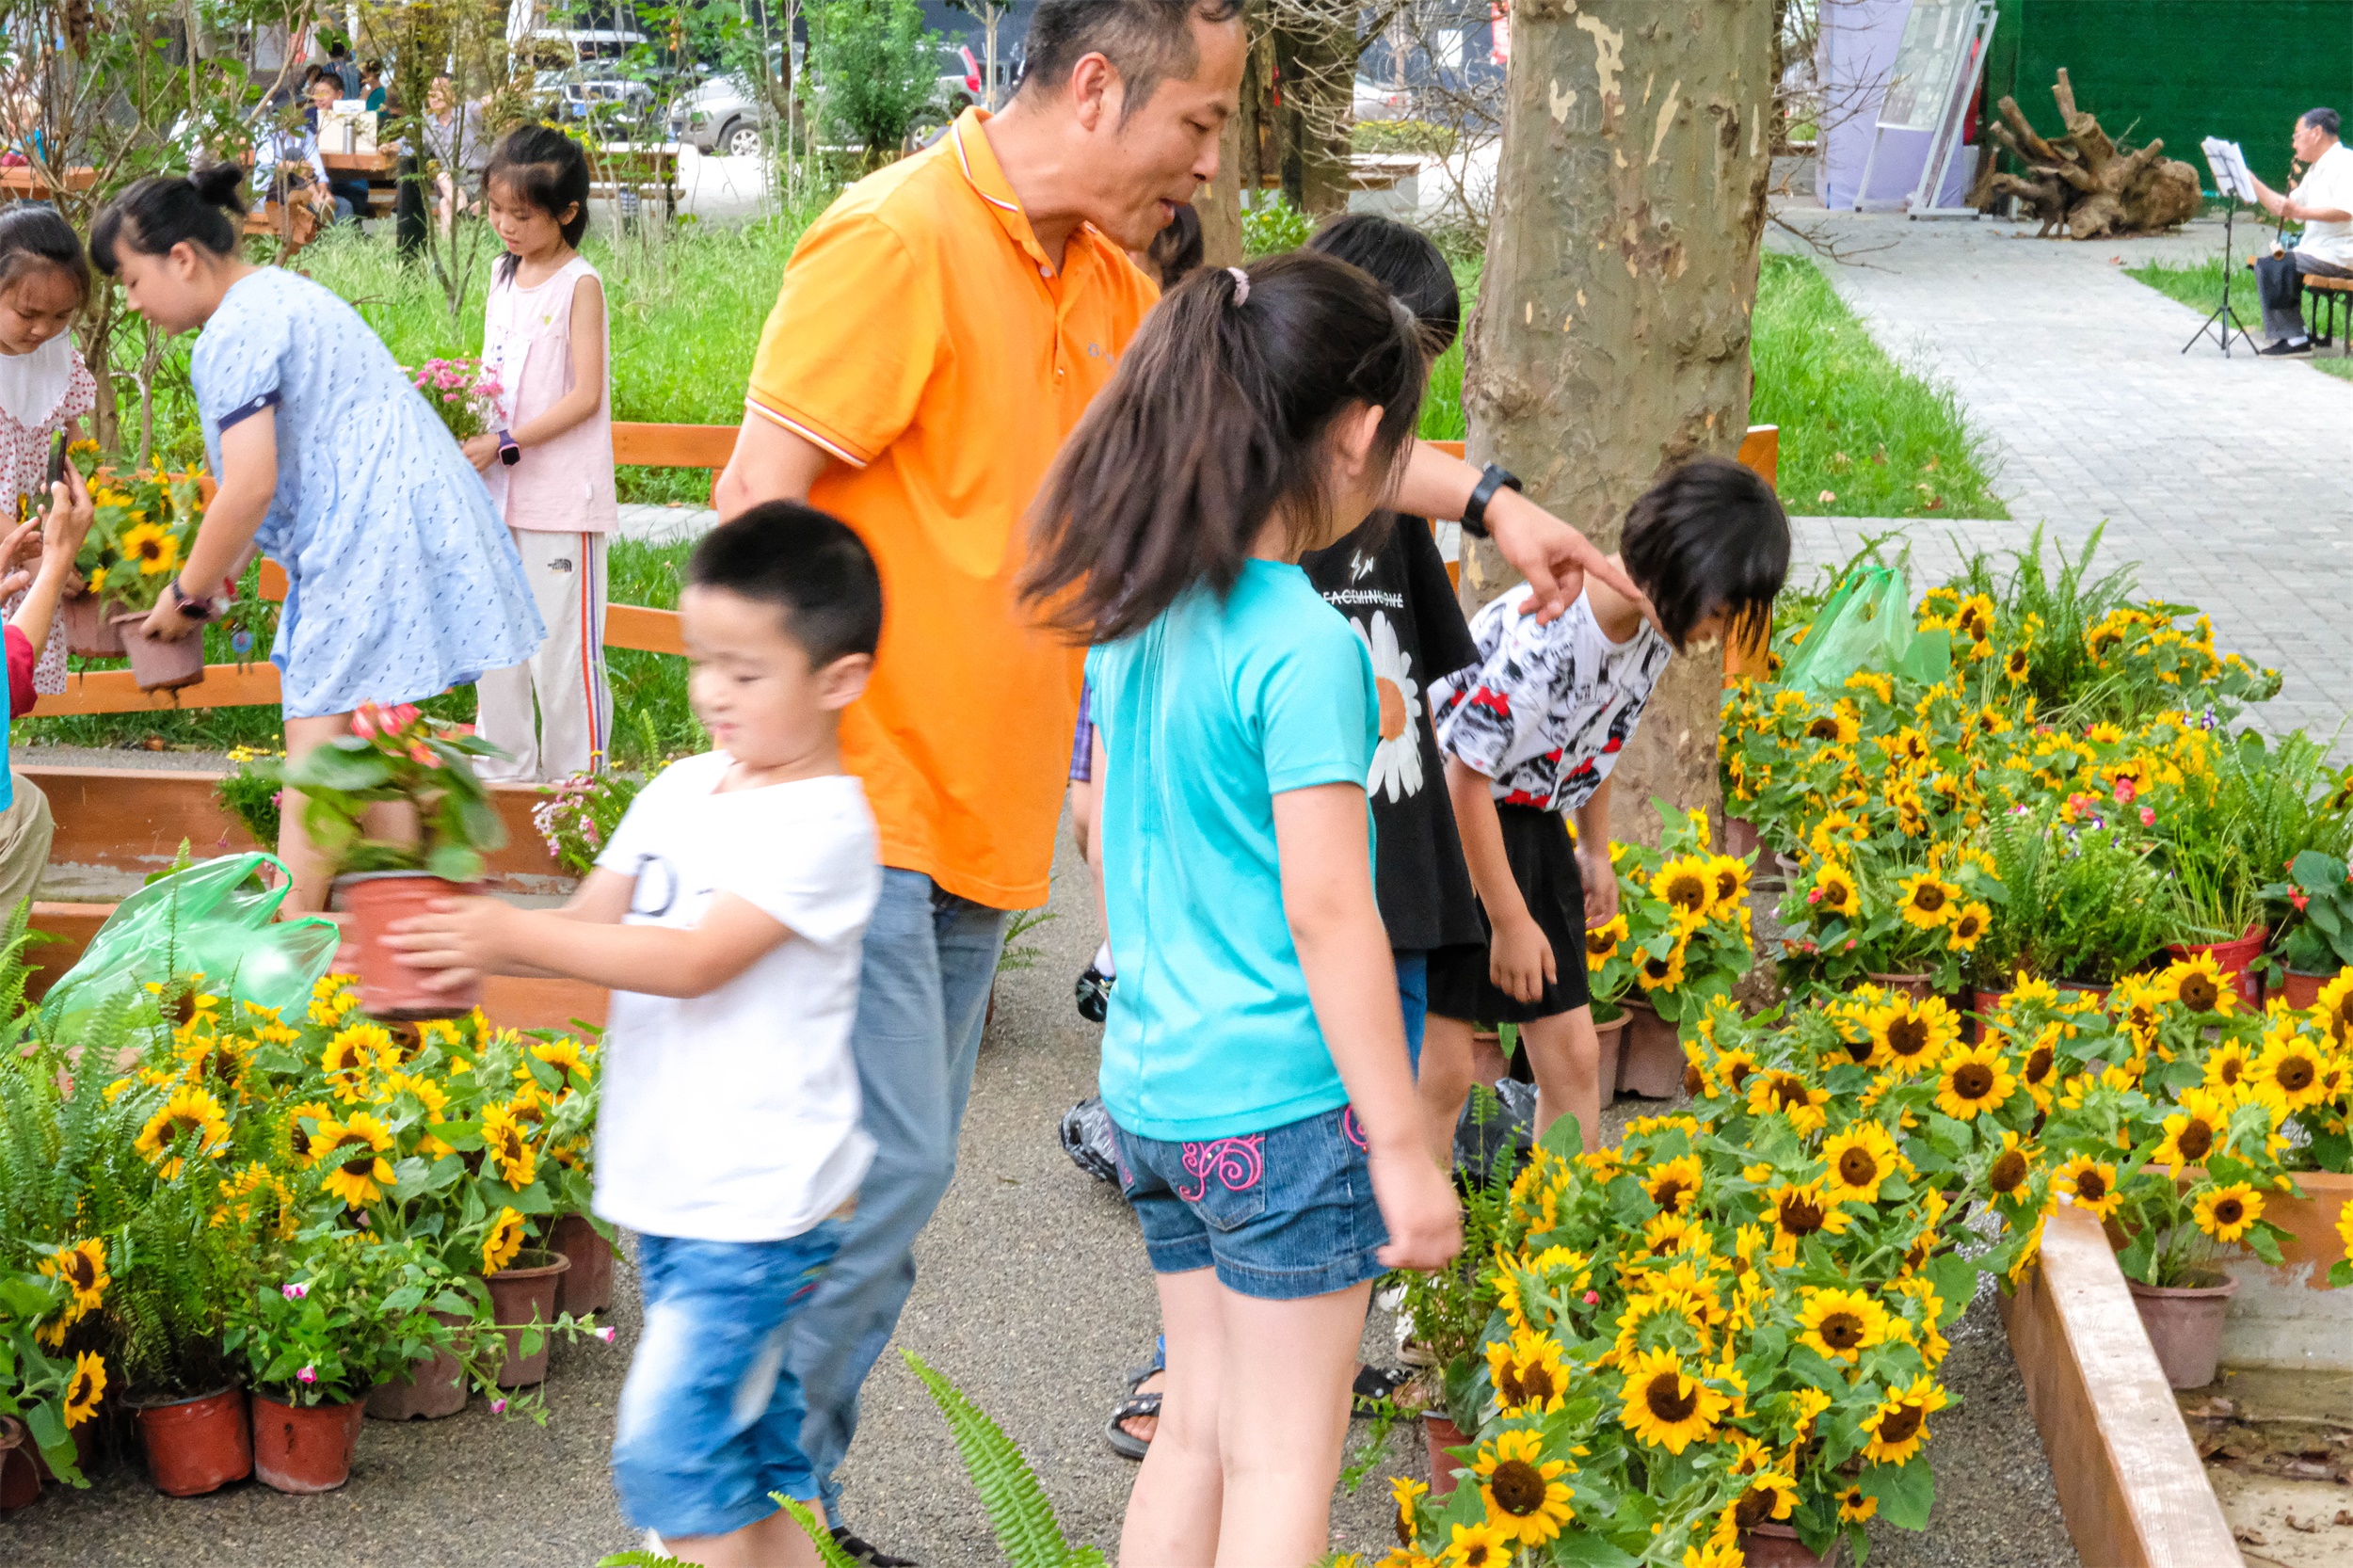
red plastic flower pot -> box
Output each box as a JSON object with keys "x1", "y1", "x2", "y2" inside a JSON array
[
  {"x1": 485, "y1": 1249, "x2": 572, "y2": 1388},
  {"x1": 1591, "y1": 1013, "x2": 1625, "y2": 1108},
  {"x1": 0, "y1": 1415, "x2": 40, "y2": 1512},
  {"x1": 1969, "y1": 987, "x2": 2007, "y2": 1042},
  {"x1": 109, "y1": 612, "x2": 205, "y2": 693},
  {"x1": 1741, "y1": 1521, "x2": 1830, "y2": 1566},
  {"x1": 2281, "y1": 968, "x2": 2332, "y2": 1011},
  {"x1": 62, "y1": 591, "x2": 123, "y2": 656},
  {"x1": 250, "y1": 1393, "x2": 364, "y2": 1493},
  {"x1": 365, "y1": 1310, "x2": 472, "y2": 1421},
  {"x1": 550, "y1": 1211, "x2": 616, "y2": 1317},
  {"x1": 334, "y1": 872, "x2": 481, "y2": 1020},
  {"x1": 2167, "y1": 923, "x2": 2267, "y2": 1005},
  {"x1": 132, "y1": 1385, "x2": 251, "y2": 1497}
]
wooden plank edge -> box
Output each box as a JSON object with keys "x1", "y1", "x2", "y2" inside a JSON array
[{"x1": 1999, "y1": 1203, "x2": 2244, "y2": 1568}]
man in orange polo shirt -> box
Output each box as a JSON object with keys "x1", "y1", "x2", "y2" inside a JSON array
[{"x1": 715, "y1": 3, "x2": 1635, "y2": 1556}]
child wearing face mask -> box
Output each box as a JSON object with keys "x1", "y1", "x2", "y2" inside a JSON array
[{"x1": 0, "y1": 204, "x2": 96, "y2": 697}]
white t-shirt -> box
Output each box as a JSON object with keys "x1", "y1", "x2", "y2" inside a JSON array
[
  {"x1": 589, "y1": 752, "x2": 880, "y2": 1242},
  {"x1": 2294, "y1": 141, "x2": 2353, "y2": 268}
]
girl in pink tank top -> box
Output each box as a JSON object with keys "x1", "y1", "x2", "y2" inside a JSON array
[{"x1": 465, "y1": 125, "x2": 616, "y2": 782}]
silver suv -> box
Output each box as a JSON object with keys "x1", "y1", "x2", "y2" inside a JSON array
[{"x1": 669, "y1": 72, "x2": 766, "y2": 158}]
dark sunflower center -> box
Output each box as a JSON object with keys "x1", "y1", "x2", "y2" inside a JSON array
[
  {"x1": 1781, "y1": 1196, "x2": 1825, "y2": 1235},
  {"x1": 164, "y1": 1112, "x2": 201, "y2": 1140},
  {"x1": 1684, "y1": 1064, "x2": 1707, "y2": 1096},
  {"x1": 1735, "y1": 1486, "x2": 1777, "y2": 1528},
  {"x1": 1838, "y1": 1149, "x2": 1880, "y2": 1186},
  {"x1": 1957, "y1": 914, "x2": 1984, "y2": 939},
  {"x1": 1653, "y1": 1177, "x2": 1691, "y2": 1210},
  {"x1": 1394, "y1": 1501, "x2": 1414, "y2": 1546},
  {"x1": 2026, "y1": 1046, "x2": 2054, "y2": 1082},
  {"x1": 170, "y1": 992, "x2": 199, "y2": 1025},
  {"x1": 1819, "y1": 1312, "x2": 1865, "y2": 1351},
  {"x1": 1878, "y1": 1404, "x2": 1925, "y2": 1444},
  {"x1": 1724, "y1": 1061, "x2": 1753, "y2": 1090},
  {"x1": 65, "y1": 1254, "x2": 95, "y2": 1288},
  {"x1": 1588, "y1": 930, "x2": 1614, "y2": 956},
  {"x1": 291, "y1": 1126, "x2": 313, "y2": 1158},
  {"x1": 1667, "y1": 876, "x2": 1707, "y2": 911},
  {"x1": 1822, "y1": 883, "x2": 1850, "y2": 909},
  {"x1": 136, "y1": 536, "x2": 163, "y2": 561},
  {"x1": 1953, "y1": 1064, "x2": 1995, "y2": 1099},
  {"x1": 71, "y1": 1368, "x2": 93, "y2": 1400},
  {"x1": 1715, "y1": 871, "x2": 1740, "y2": 901},
  {"x1": 341, "y1": 1153, "x2": 376, "y2": 1177},
  {"x1": 1644, "y1": 956, "x2": 1672, "y2": 980},
  {"x1": 2180, "y1": 975, "x2": 2218, "y2": 1012},
  {"x1": 2277, "y1": 1058, "x2": 2315, "y2": 1092},
  {"x1": 1463, "y1": 1544, "x2": 1497, "y2": 1568},
  {"x1": 2178, "y1": 1121, "x2": 2214, "y2": 1160},
  {"x1": 1773, "y1": 1078, "x2": 1810, "y2": 1109},
  {"x1": 1644, "y1": 1374, "x2": 1698, "y2": 1422},
  {"x1": 1913, "y1": 885, "x2": 1947, "y2": 914},
  {"x1": 2214, "y1": 1197, "x2": 2244, "y2": 1226},
  {"x1": 1990, "y1": 1149, "x2": 2027, "y2": 1192},
  {"x1": 2219, "y1": 1057, "x2": 2245, "y2": 1085},
  {"x1": 2075, "y1": 1170, "x2": 2108, "y2": 1203},
  {"x1": 1807, "y1": 717, "x2": 1839, "y2": 740},
  {"x1": 1887, "y1": 1018, "x2": 1929, "y2": 1057},
  {"x1": 1489, "y1": 1458, "x2": 1548, "y2": 1514},
  {"x1": 1519, "y1": 1365, "x2": 1558, "y2": 1404}
]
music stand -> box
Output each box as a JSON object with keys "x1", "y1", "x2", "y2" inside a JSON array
[{"x1": 2185, "y1": 139, "x2": 2259, "y2": 356}]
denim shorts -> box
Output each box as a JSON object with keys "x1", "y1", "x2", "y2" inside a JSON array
[
  {"x1": 611, "y1": 1223, "x2": 842, "y2": 1539},
  {"x1": 1112, "y1": 1105, "x2": 1388, "y2": 1300}
]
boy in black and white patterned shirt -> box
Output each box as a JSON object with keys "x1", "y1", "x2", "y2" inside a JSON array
[{"x1": 1417, "y1": 457, "x2": 1789, "y2": 1154}]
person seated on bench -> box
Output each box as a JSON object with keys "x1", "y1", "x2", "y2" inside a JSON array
[
  {"x1": 305, "y1": 75, "x2": 375, "y2": 223},
  {"x1": 0, "y1": 469, "x2": 91, "y2": 915},
  {"x1": 2250, "y1": 107, "x2": 2353, "y2": 358},
  {"x1": 254, "y1": 90, "x2": 348, "y2": 227}
]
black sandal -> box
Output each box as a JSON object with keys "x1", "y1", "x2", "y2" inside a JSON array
[
  {"x1": 1104, "y1": 1390, "x2": 1160, "y2": 1461},
  {"x1": 1353, "y1": 1363, "x2": 1408, "y2": 1416}
]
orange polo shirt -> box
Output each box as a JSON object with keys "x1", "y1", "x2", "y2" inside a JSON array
[{"x1": 745, "y1": 110, "x2": 1159, "y2": 909}]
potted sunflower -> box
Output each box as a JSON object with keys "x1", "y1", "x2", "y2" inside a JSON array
[
  {"x1": 0, "y1": 1262, "x2": 100, "y2": 1499},
  {"x1": 285, "y1": 701, "x2": 509, "y2": 1018},
  {"x1": 1609, "y1": 806, "x2": 1757, "y2": 1095},
  {"x1": 91, "y1": 469, "x2": 210, "y2": 692}
]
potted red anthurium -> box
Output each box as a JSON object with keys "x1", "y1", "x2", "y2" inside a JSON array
[{"x1": 284, "y1": 702, "x2": 508, "y2": 1019}]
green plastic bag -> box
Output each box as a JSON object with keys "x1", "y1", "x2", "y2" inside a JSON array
[
  {"x1": 1780, "y1": 565, "x2": 1917, "y2": 696},
  {"x1": 40, "y1": 854, "x2": 341, "y2": 1039}
]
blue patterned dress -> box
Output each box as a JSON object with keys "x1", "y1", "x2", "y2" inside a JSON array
[{"x1": 192, "y1": 267, "x2": 545, "y2": 719}]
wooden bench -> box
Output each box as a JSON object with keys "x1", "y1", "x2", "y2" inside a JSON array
[
  {"x1": 322, "y1": 151, "x2": 402, "y2": 219},
  {"x1": 587, "y1": 143, "x2": 680, "y2": 219},
  {"x1": 2246, "y1": 252, "x2": 2351, "y2": 355}
]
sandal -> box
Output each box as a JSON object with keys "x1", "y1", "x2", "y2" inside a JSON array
[
  {"x1": 1104, "y1": 1390, "x2": 1160, "y2": 1462},
  {"x1": 1353, "y1": 1363, "x2": 1409, "y2": 1416}
]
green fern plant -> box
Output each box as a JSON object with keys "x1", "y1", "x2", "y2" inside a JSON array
[{"x1": 904, "y1": 1350, "x2": 1107, "y2": 1567}]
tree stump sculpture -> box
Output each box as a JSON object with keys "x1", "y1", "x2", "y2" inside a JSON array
[{"x1": 1977, "y1": 68, "x2": 2201, "y2": 239}]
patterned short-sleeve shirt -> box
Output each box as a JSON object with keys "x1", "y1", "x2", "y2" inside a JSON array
[{"x1": 1428, "y1": 590, "x2": 1673, "y2": 812}]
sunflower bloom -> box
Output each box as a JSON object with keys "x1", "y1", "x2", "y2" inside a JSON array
[
  {"x1": 1618, "y1": 1347, "x2": 1729, "y2": 1453},
  {"x1": 40, "y1": 1240, "x2": 109, "y2": 1316},
  {"x1": 2153, "y1": 1088, "x2": 2230, "y2": 1176},
  {"x1": 1721, "y1": 1468, "x2": 1800, "y2": 1536},
  {"x1": 1933, "y1": 1045, "x2": 2017, "y2": 1121},
  {"x1": 1862, "y1": 1375, "x2": 1949, "y2": 1465},
  {"x1": 1798, "y1": 1286, "x2": 1892, "y2": 1362},
  {"x1": 2159, "y1": 952, "x2": 2237, "y2": 1016},
  {"x1": 480, "y1": 1101, "x2": 539, "y2": 1187},
  {"x1": 1435, "y1": 1519, "x2": 1513, "y2": 1568},
  {"x1": 1767, "y1": 1180, "x2": 1853, "y2": 1262},
  {"x1": 1484, "y1": 1329, "x2": 1572, "y2": 1416},
  {"x1": 1644, "y1": 1155, "x2": 1704, "y2": 1215},
  {"x1": 1947, "y1": 901, "x2": 1991, "y2": 952},
  {"x1": 1635, "y1": 943, "x2": 1689, "y2": 993},
  {"x1": 1897, "y1": 872, "x2": 1961, "y2": 929},
  {"x1": 2313, "y1": 970, "x2": 2353, "y2": 1044},
  {"x1": 315, "y1": 1112, "x2": 396, "y2": 1208},
  {"x1": 1584, "y1": 914, "x2": 1628, "y2": 969},
  {"x1": 1809, "y1": 862, "x2": 1859, "y2": 920},
  {"x1": 2056, "y1": 1155, "x2": 2122, "y2": 1220},
  {"x1": 1390, "y1": 1476, "x2": 1428, "y2": 1549},
  {"x1": 63, "y1": 1351, "x2": 105, "y2": 1427},
  {"x1": 1838, "y1": 1485, "x2": 1879, "y2": 1522},
  {"x1": 2192, "y1": 1182, "x2": 2264, "y2": 1243},
  {"x1": 121, "y1": 520, "x2": 180, "y2": 576},
  {"x1": 2249, "y1": 1035, "x2": 2329, "y2": 1115},
  {"x1": 134, "y1": 1084, "x2": 231, "y2": 1177},
  {"x1": 1747, "y1": 1070, "x2": 1831, "y2": 1135},
  {"x1": 1867, "y1": 994, "x2": 1960, "y2": 1074},
  {"x1": 481, "y1": 1206, "x2": 527, "y2": 1273},
  {"x1": 1655, "y1": 856, "x2": 1715, "y2": 920},
  {"x1": 1985, "y1": 1129, "x2": 2037, "y2": 1199},
  {"x1": 1821, "y1": 1121, "x2": 1906, "y2": 1205},
  {"x1": 1469, "y1": 1428, "x2": 1575, "y2": 1545}
]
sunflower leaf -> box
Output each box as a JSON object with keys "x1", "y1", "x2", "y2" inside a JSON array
[{"x1": 1859, "y1": 1452, "x2": 1934, "y2": 1530}]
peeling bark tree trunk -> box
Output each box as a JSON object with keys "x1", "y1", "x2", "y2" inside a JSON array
[
  {"x1": 1272, "y1": 18, "x2": 1350, "y2": 216},
  {"x1": 1463, "y1": 0, "x2": 1773, "y2": 844},
  {"x1": 1980, "y1": 69, "x2": 2200, "y2": 240}
]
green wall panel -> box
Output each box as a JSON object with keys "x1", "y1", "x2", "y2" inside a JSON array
[{"x1": 1980, "y1": 0, "x2": 2353, "y2": 193}]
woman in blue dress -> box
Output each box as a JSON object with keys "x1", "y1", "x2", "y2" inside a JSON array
[{"x1": 92, "y1": 164, "x2": 545, "y2": 910}]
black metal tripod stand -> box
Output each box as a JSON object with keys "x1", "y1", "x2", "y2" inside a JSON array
[{"x1": 2183, "y1": 197, "x2": 2258, "y2": 356}]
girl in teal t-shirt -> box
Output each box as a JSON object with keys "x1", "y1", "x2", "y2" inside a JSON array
[{"x1": 1022, "y1": 253, "x2": 1463, "y2": 1564}]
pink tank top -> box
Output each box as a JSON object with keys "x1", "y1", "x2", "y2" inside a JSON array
[{"x1": 482, "y1": 253, "x2": 617, "y2": 533}]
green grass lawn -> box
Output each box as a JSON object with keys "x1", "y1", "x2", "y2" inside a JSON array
[{"x1": 2125, "y1": 257, "x2": 2353, "y2": 381}]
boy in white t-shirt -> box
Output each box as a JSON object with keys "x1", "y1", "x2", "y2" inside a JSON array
[
  {"x1": 1418, "y1": 458, "x2": 1789, "y2": 1156},
  {"x1": 387, "y1": 501, "x2": 884, "y2": 1568}
]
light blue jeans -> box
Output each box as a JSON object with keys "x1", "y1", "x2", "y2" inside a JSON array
[{"x1": 789, "y1": 868, "x2": 1009, "y2": 1527}]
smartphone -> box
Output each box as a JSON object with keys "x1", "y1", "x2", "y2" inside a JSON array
[{"x1": 44, "y1": 432, "x2": 65, "y2": 489}]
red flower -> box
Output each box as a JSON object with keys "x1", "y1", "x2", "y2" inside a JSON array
[{"x1": 2292, "y1": 891, "x2": 2311, "y2": 912}]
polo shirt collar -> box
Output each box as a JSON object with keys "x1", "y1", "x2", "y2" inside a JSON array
[{"x1": 950, "y1": 107, "x2": 1079, "y2": 280}]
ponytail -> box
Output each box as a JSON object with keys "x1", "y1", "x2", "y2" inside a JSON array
[
  {"x1": 91, "y1": 164, "x2": 247, "y2": 276},
  {"x1": 1021, "y1": 249, "x2": 1424, "y2": 645}
]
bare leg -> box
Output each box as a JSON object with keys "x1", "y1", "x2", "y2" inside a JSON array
[
  {"x1": 1121, "y1": 1270, "x2": 1225, "y2": 1565},
  {"x1": 659, "y1": 1507, "x2": 820, "y2": 1567},
  {"x1": 1518, "y1": 1006, "x2": 1603, "y2": 1154},
  {"x1": 279, "y1": 712, "x2": 352, "y2": 914},
  {"x1": 1212, "y1": 1282, "x2": 1370, "y2": 1565},
  {"x1": 1417, "y1": 1013, "x2": 1476, "y2": 1167}
]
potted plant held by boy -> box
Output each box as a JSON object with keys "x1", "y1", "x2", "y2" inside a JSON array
[{"x1": 287, "y1": 702, "x2": 509, "y2": 1018}]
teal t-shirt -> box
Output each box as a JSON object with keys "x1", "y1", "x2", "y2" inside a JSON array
[{"x1": 1087, "y1": 560, "x2": 1378, "y2": 1142}]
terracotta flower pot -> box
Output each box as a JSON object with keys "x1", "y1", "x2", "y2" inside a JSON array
[
  {"x1": 334, "y1": 872, "x2": 482, "y2": 1020},
  {"x1": 1969, "y1": 986, "x2": 2007, "y2": 1042},
  {"x1": 486, "y1": 1248, "x2": 571, "y2": 1388},
  {"x1": 2127, "y1": 1272, "x2": 2239, "y2": 1389},
  {"x1": 1592, "y1": 1012, "x2": 1625, "y2": 1108},
  {"x1": 132, "y1": 1385, "x2": 251, "y2": 1496},
  {"x1": 1865, "y1": 970, "x2": 1932, "y2": 1001},
  {"x1": 2280, "y1": 968, "x2": 2332, "y2": 1012},
  {"x1": 1742, "y1": 1520, "x2": 1833, "y2": 1566},
  {"x1": 1423, "y1": 1412, "x2": 1469, "y2": 1496},
  {"x1": 109, "y1": 611, "x2": 205, "y2": 693},
  {"x1": 250, "y1": 1393, "x2": 364, "y2": 1493},
  {"x1": 0, "y1": 1415, "x2": 40, "y2": 1512},
  {"x1": 1722, "y1": 815, "x2": 1762, "y2": 861},
  {"x1": 2167, "y1": 923, "x2": 2266, "y2": 1006},
  {"x1": 364, "y1": 1309, "x2": 471, "y2": 1421},
  {"x1": 549, "y1": 1211, "x2": 616, "y2": 1317},
  {"x1": 62, "y1": 591, "x2": 123, "y2": 656},
  {"x1": 1615, "y1": 1000, "x2": 1684, "y2": 1099}
]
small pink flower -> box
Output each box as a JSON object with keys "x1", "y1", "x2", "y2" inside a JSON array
[
  {"x1": 490, "y1": 1398, "x2": 507, "y2": 1415},
  {"x1": 2112, "y1": 778, "x2": 2137, "y2": 804},
  {"x1": 1581, "y1": 1289, "x2": 1600, "y2": 1305},
  {"x1": 271, "y1": 791, "x2": 284, "y2": 807},
  {"x1": 410, "y1": 741, "x2": 441, "y2": 769},
  {"x1": 2139, "y1": 806, "x2": 2155, "y2": 826},
  {"x1": 1805, "y1": 888, "x2": 1822, "y2": 904},
  {"x1": 352, "y1": 706, "x2": 377, "y2": 740},
  {"x1": 596, "y1": 1326, "x2": 616, "y2": 1343},
  {"x1": 281, "y1": 1282, "x2": 309, "y2": 1300},
  {"x1": 296, "y1": 1364, "x2": 317, "y2": 1384},
  {"x1": 353, "y1": 1212, "x2": 370, "y2": 1228}
]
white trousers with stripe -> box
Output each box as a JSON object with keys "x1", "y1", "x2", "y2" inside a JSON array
[{"x1": 476, "y1": 530, "x2": 613, "y2": 782}]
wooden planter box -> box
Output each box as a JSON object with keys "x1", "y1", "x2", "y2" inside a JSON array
[{"x1": 2191, "y1": 1168, "x2": 2351, "y2": 1372}]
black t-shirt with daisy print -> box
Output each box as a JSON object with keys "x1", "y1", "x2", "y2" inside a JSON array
[{"x1": 1300, "y1": 514, "x2": 1486, "y2": 952}]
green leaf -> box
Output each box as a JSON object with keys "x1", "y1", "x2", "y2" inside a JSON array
[
  {"x1": 287, "y1": 741, "x2": 392, "y2": 792},
  {"x1": 2246, "y1": 1224, "x2": 2284, "y2": 1267},
  {"x1": 1926, "y1": 1251, "x2": 1979, "y2": 1325},
  {"x1": 902, "y1": 1351, "x2": 1088, "y2": 1568},
  {"x1": 1861, "y1": 1455, "x2": 1935, "y2": 1530},
  {"x1": 424, "y1": 843, "x2": 486, "y2": 884},
  {"x1": 1539, "y1": 1112, "x2": 1586, "y2": 1161},
  {"x1": 1548, "y1": 1529, "x2": 1643, "y2": 1567}
]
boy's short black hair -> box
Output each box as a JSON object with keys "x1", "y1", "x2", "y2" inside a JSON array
[
  {"x1": 1621, "y1": 456, "x2": 1789, "y2": 652},
  {"x1": 687, "y1": 501, "x2": 883, "y2": 667},
  {"x1": 1305, "y1": 214, "x2": 1461, "y2": 356}
]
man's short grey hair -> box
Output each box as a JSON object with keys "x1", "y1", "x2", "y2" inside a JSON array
[
  {"x1": 2302, "y1": 107, "x2": 2342, "y2": 138},
  {"x1": 1017, "y1": 0, "x2": 1243, "y2": 120}
]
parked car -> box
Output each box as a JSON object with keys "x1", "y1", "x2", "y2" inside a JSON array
[
  {"x1": 535, "y1": 63, "x2": 659, "y2": 141},
  {"x1": 936, "y1": 43, "x2": 1013, "y2": 114},
  {"x1": 669, "y1": 72, "x2": 766, "y2": 158}
]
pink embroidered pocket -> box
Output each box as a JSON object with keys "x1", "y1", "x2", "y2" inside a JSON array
[{"x1": 1176, "y1": 1135, "x2": 1265, "y2": 1204}]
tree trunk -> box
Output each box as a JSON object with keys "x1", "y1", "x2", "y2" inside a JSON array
[
  {"x1": 1462, "y1": 0, "x2": 1773, "y2": 844},
  {"x1": 82, "y1": 284, "x2": 120, "y2": 454},
  {"x1": 1195, "y1": 114, "x2": 1246, "y2": 268}
]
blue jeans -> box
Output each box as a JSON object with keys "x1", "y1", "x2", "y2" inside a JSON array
[
  {"x1": 611, "y1": 1224, "x2": 841, "y2": 1539},
  {"x1": 788, "y1": 869, "x2": 1009, "y2": 1527}
]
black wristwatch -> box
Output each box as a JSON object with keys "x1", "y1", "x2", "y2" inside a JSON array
[
  {"x1": 167, "y1": 579, "x2": 216, "y2": 621},
  {"x1": 1460, "y1": 462, "x2": 1522, "y2": 539},
  {"x1": 497, "y1": 428, "x2": 522, "y2": 467}
]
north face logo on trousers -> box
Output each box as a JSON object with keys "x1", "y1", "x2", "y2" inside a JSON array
[{"x1": 550, "y1": 557, "x2": 573, "y2": 573}]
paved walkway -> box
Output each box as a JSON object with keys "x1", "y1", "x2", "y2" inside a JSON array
[{"x1": 1769, "y1": 209, "x2": 2353, "y2": 746}]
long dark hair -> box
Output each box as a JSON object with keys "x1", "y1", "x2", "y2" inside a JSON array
[
  {"x1": 90, "y1": 165, "x2": 245, "y2": 275},
  {"x1": 1021, "y1": 250, "x2": 1425, "y2": 645},
  {"x1": 0, "y1": 203, "x2": 91, "y2": 309},
  {"x1": 486, "y1": 125, "x2": 591, "y2": 282}
]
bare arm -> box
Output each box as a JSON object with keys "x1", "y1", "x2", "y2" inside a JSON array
[
  {"x1": 1573, "y1": 775, "x2": 1617, "y2": 926},
  {"x1": 712, "y1": 412, "x2": 831, "y2": 519},
  {"x1": 7, "y1": 472, "x2": 90, "y2": 652},
  {"x1": 1392, "y1": 440, "x2": 1651, "y2": 625},
  {"x1": 462, "y1": 277, "x2": 611, "y2": 471},
  {"x1": 1274, "y1": 781, "x2": 1461, "y2": 1270},
  {"x1": 1445, "y1": 755, "x2": 1550, "y2": 1003},
  {"x1": 142, "y1": 410, "x2": 276, "y2": 642}
]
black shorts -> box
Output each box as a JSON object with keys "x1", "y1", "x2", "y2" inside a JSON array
[{"x1": 1427, "y1": 804, "x2": 1593, "y2": 1025}]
